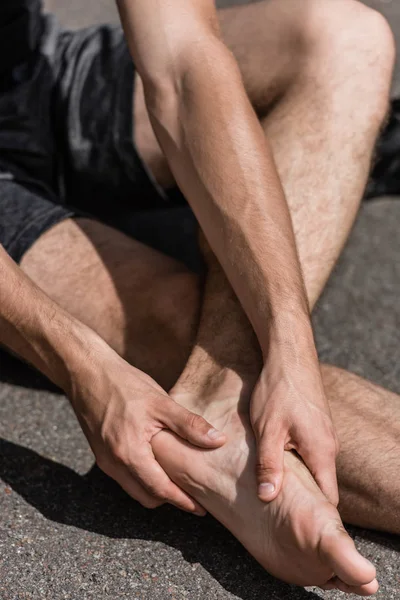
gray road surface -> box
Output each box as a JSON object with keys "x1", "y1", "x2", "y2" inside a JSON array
[{"x1": 2, "y1": 2, "x2": 400, "y2": 599}]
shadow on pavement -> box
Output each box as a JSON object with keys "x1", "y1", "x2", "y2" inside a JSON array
[
  {"x1": 0, "y1": 349, "x2": 61, "y2": 392},
  {"x1": 0, "y1": 437, "x2": 320, "y2": 600}
]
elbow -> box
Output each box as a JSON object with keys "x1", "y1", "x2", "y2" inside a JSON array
[{"x1": 141, "y1": 33, "x2": 237, "y2": 112}]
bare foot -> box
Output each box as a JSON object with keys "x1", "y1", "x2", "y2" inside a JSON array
[{"x1": 152, "y1": 375, "x2": 378, "y2": 596}]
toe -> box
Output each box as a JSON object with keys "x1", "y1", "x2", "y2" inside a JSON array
[
  {"x1": 319, "y1": 579, "x2": 337, "y2": 591},
  {"x1": 333, "y1": 577, "x2": 379, "y2": 596},
  {"x1": 319, "y1": 525, "x2": 376, "y2": 587}
]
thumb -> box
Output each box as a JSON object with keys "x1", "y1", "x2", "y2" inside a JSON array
[
  {"x1": 256, "y1": 433, "x2": 284, "y2": 502},
  {"x1": 162, "y1": 399, "x2": 226, "y2": 448}
]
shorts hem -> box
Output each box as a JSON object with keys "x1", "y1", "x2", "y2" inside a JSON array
[{"x1": 7, "y1": 205, "x2": 76, "y2": 264}]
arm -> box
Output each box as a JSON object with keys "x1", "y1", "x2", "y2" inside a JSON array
[
  {"x1": 0, "y1": 244, "x2": 84, "y2": 388},
  {"x1": 116, "y1": 0, "x2": 338, "y2": 503},
  {"x1": 117, "y1": 0, "x2": 308, "y2": 350},
  {"x1": 0, "y1": 245, "x2": 225, "y2": 513}
]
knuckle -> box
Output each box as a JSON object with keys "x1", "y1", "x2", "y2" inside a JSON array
[
  {"x1": 111, "y1": 446, "x2": 130, "y2": 466},
  {"x1": 256, "y1": 460, "x2": 276, "y2": 477},
  {"x1": 184, "y1": 411, "x2": 206, "y2": 432}
]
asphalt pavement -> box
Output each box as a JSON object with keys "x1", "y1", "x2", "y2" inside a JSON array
[{"x1": 2, "y1": 1, "x2": 400, "y2": 599}]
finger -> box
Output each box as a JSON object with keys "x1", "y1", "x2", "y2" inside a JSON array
[
  {"x1": 116, "y1": 471, "x2": 165, "y2": 509},
  {"x1": 130, "y1": 448, "x2": 206, "y2": 515},
  {"x1": 256, "y1": 432, "x2": 285, "y2": 502},
  {"x1": 162, "y1": 400, "x2": 226, "y2": 449},
  {"x1": 97, "y1": 458, "x2": 163, "y2": 508},
  {"x1": 314, "y1": 467, "x2": 339, "y2": 507},
  {"x1": 98, "y1": 457, "x2": 198, "y2": 512},
  {"x1": 299, "y1": 444, "x2": 339, "y2": 506}
]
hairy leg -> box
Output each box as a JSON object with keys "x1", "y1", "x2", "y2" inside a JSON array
[
  {"x1": 133, "y1": 0, "x2": 400, "y2": 541},
  {"x1": 21, "y1": 0, "x2": 398, "y2": 537},
  {"x1": 21, "y1": 218, "x2": 200, "y2": 391},
  {"x1": 22, "y1": 221, "x2": 399, "y2": 542},
  {"x1": 23, "y1": 0, "x2": 392, "y2": 384},
  {"x1": 216, "y1": 0, "x2": 400, "y2": 536},
  {"x1": 220, "y1": 0, "x2": 394, "y2": 305},
  {"x1": 135, "y1": 0, "x2": 394, "y2": 306},
  {"x1": 322, "y1": 365, "x2": 400, "y2": 534},
  {"x1": 148, "y1": 242, "x2": 376, "y2": 593}
]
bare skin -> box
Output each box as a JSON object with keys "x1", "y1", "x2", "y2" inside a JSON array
[
  {"x1": 156, "y1": 379, "x2": 378, "y2": 594},
  {"x1": 150, "y1": 234, "x2": 379, "y2": 594},
  {"x1": 16, "y1": 0, "x2": 395, "y2": 593},
  {"x1": 120, "y1": 0, "x2": 370, "y2": 506},
  {"x1": 22, "y1": 218, "x2": 400, "y2": 594},
  {"x1": 132, "y1": 0, "x2": 395, "y2": 503}
]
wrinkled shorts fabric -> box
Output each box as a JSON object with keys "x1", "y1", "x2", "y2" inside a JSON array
[
  {"x1": 0, "y1": 14, "x2": 176, "y2": 263},
  {"x1": 1, "y1": 11, "x2": 397, "y2": 266}
]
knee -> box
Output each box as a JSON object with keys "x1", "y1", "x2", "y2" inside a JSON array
[
  {"x1": 298, "y1": 0, "x2": 395, "y2": 119},
  {"x1": 302, "y1": 0, "x2": 395, "y2": 64}
]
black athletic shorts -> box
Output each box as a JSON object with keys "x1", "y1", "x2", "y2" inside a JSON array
[{"x1": 0, "y1": 14, "x2": 197, "y2": 266}]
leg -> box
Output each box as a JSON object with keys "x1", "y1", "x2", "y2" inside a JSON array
[
  {"x1": 23, "y1": 219, "x2": 377, "y2": 591},
  {"x1": 322, "y1": 365, "x2": 400, "y2": 534},
  {"x1": 18, "y1": 0, "x2": 395, "y2": 590},
  {"x1": 218, "y1": 0, "x2": 399, "y2": 536},
  {"x1": 21, "y1": 217, "x2": 200, "y2": 391},
  {"x1": 138, "y1": 0, "x2": 396, "y2": 589},
  {"x1": 154, "y1": 249, "x2": 378, "y2": 593},
  {"x1": 133, "y1": 0, "x2": 400, "y2": 536},
  {"x1": 135, "y1": 0, "x2": 394, "y2": 307},
  {"x1": 22, "y1": 219, "x2": 400, "y2": 539}
]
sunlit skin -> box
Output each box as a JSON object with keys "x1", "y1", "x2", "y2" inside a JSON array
[
  {"x1": 155, "y1": 378, "x2": 379, "y2": 595},
  {"x1": 117, "y1": 0, "x2": 338, "y2": 504},
  {"x1": 0, "y1": 0, "x2": 396, "y2": 594}
]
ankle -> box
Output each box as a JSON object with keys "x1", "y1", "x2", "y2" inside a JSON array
[{"x1": 171, "y1": 360, "x2": 258, "y2": 413}]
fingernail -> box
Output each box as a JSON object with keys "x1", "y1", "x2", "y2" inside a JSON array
[
  {"x1": 258, "y1": 483, "x2": 275, "y2": 499},
  {"x1": 207, "y1": 428, "x2": 224, "y2": 440},
  {"x1": 194, "y1": 509, "x2": 206, "y2": 517}
]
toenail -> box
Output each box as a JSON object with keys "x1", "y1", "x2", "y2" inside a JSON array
[
  {"x1": 207, "y1": 428, "x2": 224, "y2": 440},
  {"x1": 258, "y1": 483, "x2": 275, "y2": 498}
]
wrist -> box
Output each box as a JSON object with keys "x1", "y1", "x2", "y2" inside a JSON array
[
  {"x1": 253, "y1": 292, "x2": 310, "y2": 355},
  {"x1": 38, "y1": 310, "x2": 104, "y2": 395},
  {"x1": 262, "y1": 309, "x2": 318, "y2": 370},
  {"x1": 0, "y1": 247, "x2": 109, "y2": 396}
]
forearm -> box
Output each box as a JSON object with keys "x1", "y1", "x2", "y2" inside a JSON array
[
  {"x1": 0, "y1": 245, "x2": 91, "y2": 391},
  {"x1": 144, "y1": 40, "x2": 311, "y2": 357}
]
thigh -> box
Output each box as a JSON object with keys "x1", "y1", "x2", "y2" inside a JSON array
[
  {"x1": 321, "y1": 364, "x2": 400, "y2": 533},
  {"x1": 20, "y1": 217, "x2": 200, "y2": 390},
  {"x1": 219, "y1": 0, "x2": 308, "y2": 109}
]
